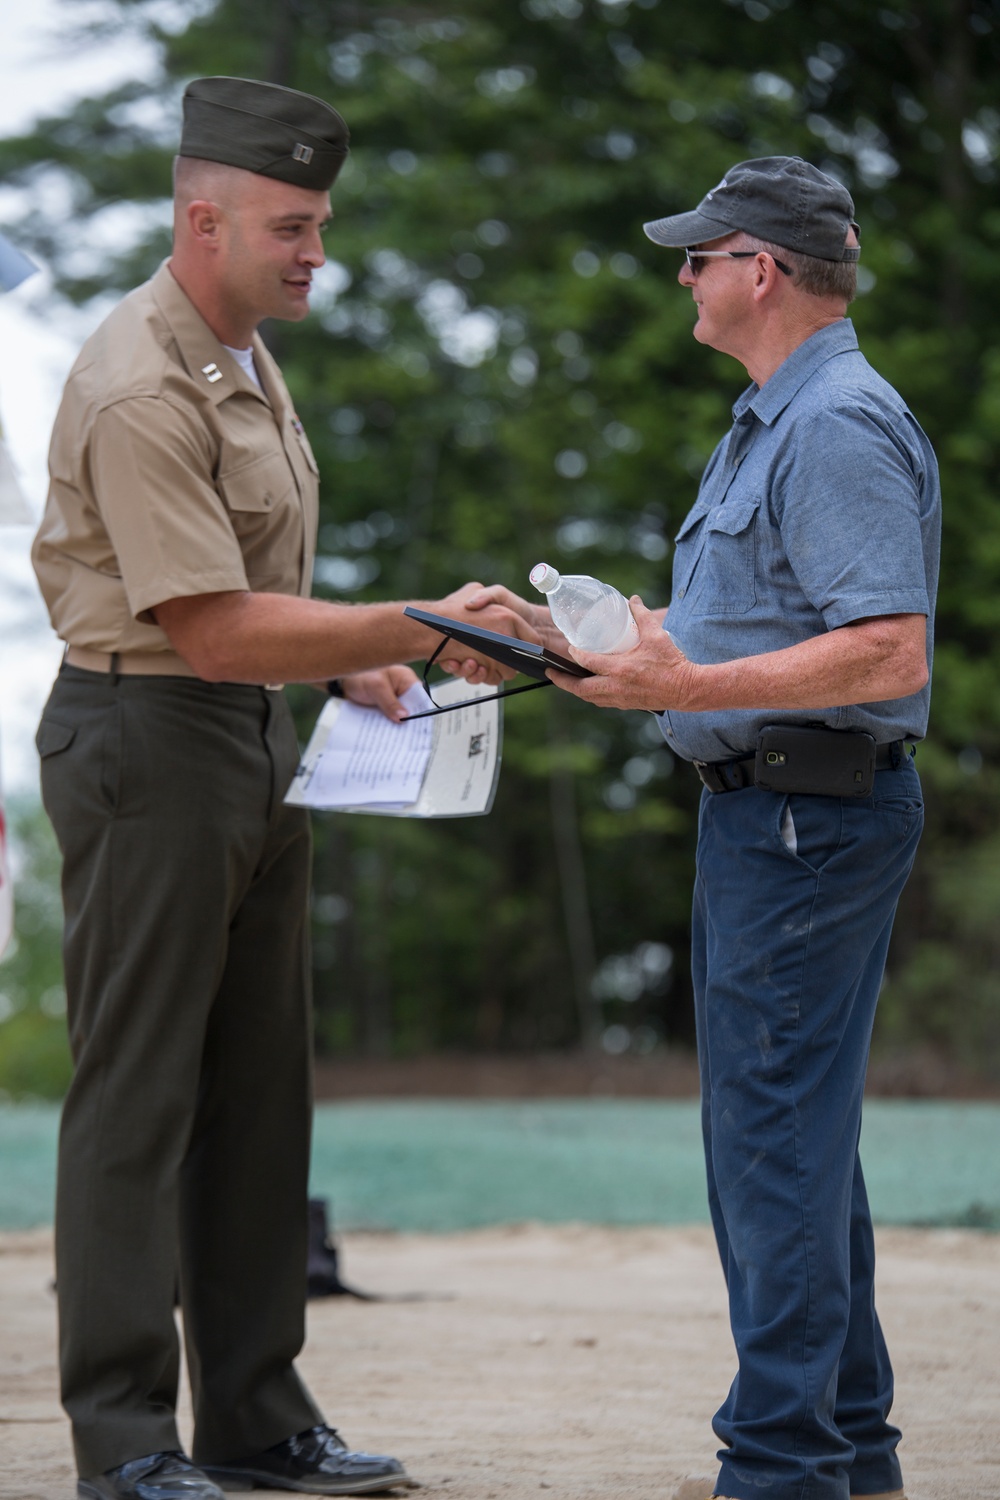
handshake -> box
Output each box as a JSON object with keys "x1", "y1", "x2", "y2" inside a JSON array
[
  {"x1": 332, "y1": 577, "x2": 568, "y2": 723},
  {"x1": 342, "y1": 569, "x2": 674, "y2": 723},
  {"x1": 420, "y1": 578, "x2": 572, "y2": 687}
]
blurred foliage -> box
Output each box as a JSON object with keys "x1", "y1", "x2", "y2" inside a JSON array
[
  {"x1": 0, "y1": 800, "x2": 72, "y2": 1099},
  {"x1": 2, "y1": 0, "x2": 1000, "y2": 1081}
]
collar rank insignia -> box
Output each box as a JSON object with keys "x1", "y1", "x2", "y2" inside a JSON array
[{"x1": 201, "y1": 362, "x2": 223, "y2": 383}]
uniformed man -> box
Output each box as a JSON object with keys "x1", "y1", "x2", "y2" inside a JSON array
[{"x1": 32, "y1": 77, "x2": 535, "y2": 1500}]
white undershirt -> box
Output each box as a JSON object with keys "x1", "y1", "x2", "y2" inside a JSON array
[{"x1": 223, "y1": 343, "x2": 263, "y2": 391}]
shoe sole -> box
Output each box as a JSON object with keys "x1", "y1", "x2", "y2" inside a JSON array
[
  {"x1": 203, "y1": 1470, "x2": 414, "y2": 1495},
  {"x1": 78, "y1": 1480, "x2": 226, "y2": 1500}
]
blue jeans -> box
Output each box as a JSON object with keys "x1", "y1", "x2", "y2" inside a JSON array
[{"x1": 692, "y1": 762, "x2": 923, "y2": 1500}]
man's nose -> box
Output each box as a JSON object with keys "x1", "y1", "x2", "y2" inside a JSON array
[
  {"x1": 300, "y1": 228, "x2": 325, "y2": 268},
  {"x1": 678, "y1": 259, "x2": 696, "y2": 287}
]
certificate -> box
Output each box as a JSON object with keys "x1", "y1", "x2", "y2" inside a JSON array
[{"x1": 285, "y1": 678, "x2": 502, "y2": 818}]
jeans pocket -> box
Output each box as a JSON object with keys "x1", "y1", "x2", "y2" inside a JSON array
[
  {"x1": 870, "y1": 766, "x2": 924, "y2": 843},
  {"x1": 776, "y1": 794, "x2": 844, "y2": 874},
  {"x1": 874, "y1": 792, "x2": 923, "y2": 847},
  {"x1": 779, "y1": 799, "x2": 798, "y2": 855}
]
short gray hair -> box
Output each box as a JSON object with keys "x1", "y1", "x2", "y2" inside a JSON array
[{"x1": 739, "y1": 234, "x2": 857, "y2": 304}]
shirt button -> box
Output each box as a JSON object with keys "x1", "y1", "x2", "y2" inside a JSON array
[{"x1": 678, "y1": 587, "x2": 686, "y2": 598}]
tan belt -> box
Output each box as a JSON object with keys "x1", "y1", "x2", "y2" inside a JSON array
[
  {"x1": 65, "y1": 645, "x2": 200, "y2": 677},
  {"x1": 63, "y1": 646, "x2": 285, "y2": 691}
]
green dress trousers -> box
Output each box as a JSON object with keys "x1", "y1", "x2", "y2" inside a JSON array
[{"x1": 37, "y1": 663, "x2": 322, "y2": 1478}]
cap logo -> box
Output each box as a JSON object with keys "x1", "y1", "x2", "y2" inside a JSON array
[
  {"x1": 201, "y1": 362, "x2": 223, "y2": 383},
  {"x1": 705, "y1": 176, "x2": 728, "y2": 202},
  {"x1": 292, "y1": 143, "x2": 314, "y2": 164}
]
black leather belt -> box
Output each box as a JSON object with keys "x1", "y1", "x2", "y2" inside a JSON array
[{"x1": 695, "y1": 741, "x2": 907, "y2": 795}]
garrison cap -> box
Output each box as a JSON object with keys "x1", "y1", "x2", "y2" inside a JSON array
[
  {"x1": 644, "y1": 156, "x2": 860, "y2": 263},
  {"x1": 180, "y1": 76, "x2": 350, "y2": 192}
]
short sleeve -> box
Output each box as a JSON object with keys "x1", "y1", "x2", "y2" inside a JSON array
[
  {"x1": 88, "y1": 395, "x2": 251, "y2": 622},
  {"x1": 775, "y1": 402, "x2": 932, "y2": 630}
]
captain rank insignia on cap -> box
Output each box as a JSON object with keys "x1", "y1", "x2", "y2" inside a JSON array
[{"x1": 180, "y1": 77, "x2": 349, "y2": 192}]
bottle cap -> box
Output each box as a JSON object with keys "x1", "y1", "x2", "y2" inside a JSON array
[{"x1": 529, "y1": 562, "x2": 559, "y2": 593}]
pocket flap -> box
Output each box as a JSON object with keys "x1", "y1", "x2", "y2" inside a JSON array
[
  {"x1": 36, "y1": 717, "x2": 77, "y2": 758},
  {"x1": 675, "y1": 505, "x2": 709, "y2": 542},
  {"x1": 219, "y1": 451, "x2": 295, "y2": 514},
  {"x1": 706, "y1": 498, "x2": 761, "y2": 536}
]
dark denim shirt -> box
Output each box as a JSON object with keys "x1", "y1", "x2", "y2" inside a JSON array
[{"x1": 659, "y1": 319, "x2": 941, "y2": 764}]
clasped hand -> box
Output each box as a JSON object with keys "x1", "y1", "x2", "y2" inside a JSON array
[
  {"x1": 427, "y1": 580, "x2": 546, "y2": 685},
  {"x1": 337, "y1": 580, "x2": 551, "y2": 721}
]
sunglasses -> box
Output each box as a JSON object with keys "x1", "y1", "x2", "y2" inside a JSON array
[{"x1": 684, "y1": 247, "x2": 793, "y2": 276}]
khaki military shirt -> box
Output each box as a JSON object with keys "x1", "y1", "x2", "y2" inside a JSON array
[{"x1": 32, "y1": 262, "x2": 320, "y2": 655}]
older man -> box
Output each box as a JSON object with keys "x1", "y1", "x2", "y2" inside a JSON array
[
  {"x1": 475, "y1": 157, "x2": 939, "y2": 1500},
  {"x1": 33, "y1": 76, "x2": 532, "y2": 1500}
]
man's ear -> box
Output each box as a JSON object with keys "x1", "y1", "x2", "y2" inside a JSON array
[
  {"x1": 186, "y1": 198, "x2": 223, "y2": 248},
  {"x1": 751, "y1": 254, "x2": 781, "y2": 301}
]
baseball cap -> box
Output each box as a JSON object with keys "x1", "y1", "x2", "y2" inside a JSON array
[
  {"x1": 180, "y1": 77, "x2": 350, "y2": 192},
  {"x1": 643, "y1": 156, "x2": 860, "y2": 263}
]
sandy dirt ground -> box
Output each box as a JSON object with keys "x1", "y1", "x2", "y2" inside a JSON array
[{"x1": 1, "y1": 1223, "x2": 998, "y2": 1500}]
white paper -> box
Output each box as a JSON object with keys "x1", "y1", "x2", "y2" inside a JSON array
[
  {"x1": 286, "y1": 677, "x2": 502, "y2": 818},
  {"x1": 405, "y1": 681, "x2": 502, "y2": 818},
  {"x1": 304, "y1": 682, "x2": 434, "y2": 808}
]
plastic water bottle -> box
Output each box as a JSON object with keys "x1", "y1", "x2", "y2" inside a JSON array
[{"x1": 529, "y1": 562, "x2": 639, "y2": 653}]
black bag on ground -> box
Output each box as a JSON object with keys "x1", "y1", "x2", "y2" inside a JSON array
[{"x1": 307, "y1": 1197, "x2": 377, "y2": 1300}]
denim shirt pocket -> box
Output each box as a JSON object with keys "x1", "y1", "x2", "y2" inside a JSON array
[{"x1": 685, "y1": 496, "x2": 762, "y2": 617}]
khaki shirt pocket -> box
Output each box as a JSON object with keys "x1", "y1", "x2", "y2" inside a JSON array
[
  {"x1": 218, "y1": 450, "x2": 296, "y2": 515},
  {"x1": 216, "y1": 448, "x2": 305, "y2": 595}
]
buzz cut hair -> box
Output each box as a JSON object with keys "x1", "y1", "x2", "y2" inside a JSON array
[{"x1": 172, "y1": 154, "x2": 256, "y2": 208}]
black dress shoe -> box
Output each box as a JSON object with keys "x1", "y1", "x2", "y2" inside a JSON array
[
  {"x1": 201, "y1": 1425, "x2": 410, "y2": 1494},
  {"x1": 78, "y1": 1451, "x2": 227, "y2": 1500}
]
